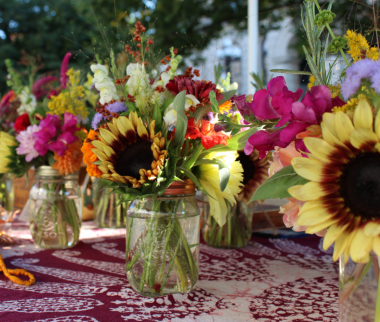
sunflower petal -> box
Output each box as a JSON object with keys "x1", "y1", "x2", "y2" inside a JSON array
[
  {"x1": 129, "y1": 111, "x2": 139, "y2": 129},
  {"x1": 350, "y1": 229, "x2": 373, "y2": 263},
  {"x1": 323, "y1": 113, "x2": 338, "y2": 137},
  {"x1": 149, "y1": 120, "x2": 156, "y2": 140},
  {"x1": 99, "y1": 128, "x2": 118, "y2": 145},
  {"x1": 305, "y1": 219, "x2": 339, "y2": 234},
  {"x1": 333, "y1": 230, "x2": 353, "y2": 262},
  {"x1": 91, "y1": 148, "x2": 109, "y2": 161},
  {"x1": 321, "y1": 121, "x2": 355, "y2": 158},
  {"x1": 288, "y1": 181, "x2": 338, "y2": 201},
  {"x1": 108, "y1": 123, "x2": 120, "y2": 137},
  {"x1": 350, "y1": 128, "x2": 378, "y2": 151},
  {"x1": 298, "y1": 206, "x2": 334, "y2": 226},
  {"x1": 117, "y1": 116, "x2": 135, "y2": 136},
  {"x1": 354, "y1": 98, "x2": 373, "y2": 130},
  {"x1": 373, "y1": 237, "x2": 380, "y2": 257},
  {"x1": 363, "y1": 222, "x2": 380, "y2": 237},
  {"x1": 291, "y1": 157, "x2": 340, "y2": 183},
  {"x1": 375, "y1": 109, "x2": 380, "y2": 138},
  {"x1": 335, "y1": 111, "x2": 354, "y2": 145},
  {"x1": 323, "y1": 223, "x2": 350, "y2": 251},
  {"x1": 137, "y1": 120, "x2": 149, "y2": 139},
  {"x1": 304, "y1": 137, "x2": 345, "y2": 163},
  {"x1": 103, "y1": 145, "x2": 116, "y2": 158},
  {"x1": 91, "y1": 140, "x2": 106, "y2": 151}
]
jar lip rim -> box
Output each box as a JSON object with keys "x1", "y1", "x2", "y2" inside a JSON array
[
  {"x1": 36, "y1": 166, "x2": 78, "y2": 179},
  {"x1": 162, "y1": 179, "x2": 196, "y2": 196}
]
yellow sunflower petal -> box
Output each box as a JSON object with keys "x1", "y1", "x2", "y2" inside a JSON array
[
  {"x1": 108, "y1": 123, "x2": 120, "y2": 137},
  {"x1": 103, "y1": 145, "x2": 116, "y2": 158},
  {"x1": 305, "y1": 219, "x2": 339, "y2": 234},
  {"x1": 375, "y1": 109, "x2": 380, "y2": 138},
  {"x1": 91, "y1": 148, "x2": 108, "y2": 161},
  {"x1": 333, "y1": 230, "x2": 354, "y2": 262},
  {"x1": 91, "y1": 140, "x2": 106, "y2": 151},
  {"x1": 335, "y1": 111, "x2": 355, "y2": 144},
  {"x1": 303, "y1": 137, "x2": 341, "y2": 163},
  {"x1": 350, "y1": 128, "x2": 378, "y2": 150},
  {"x1": 298, "y1": 205, "x2": 334, "y2": 226},
  {"x1": 363, "y1": 222, "x2": 380, "y2": 237},
  {"x1": 99, "y1": 128, "x2": 118, "y2": 145},
  {"x1": 353, "y1": 98, "x2": 373, "y2": 130},
  {"x1": 321, "y1": 121, "x2": 354, "y2": 158},
  {"x1": 350, "y1": 229, "x2": 373, "y2": 263},
  {"x1": 129, "y1": 111, "x2": 139, "y2": 129},
  {"x1": 137, "y1": 120, "x2": 149, "y2": 139},
  {"x1": 323, "y1": 223, "x2": 350, "y2": 251},
  {"x1": 288, "y1": 181, "x2": 334, "y2": 201},
  {"x1": 291, "y1": 157, "x2": 339, "y2": 182},
  {"x1": 149, "y1": 120, "x2": 156, "y2": 140},
  {"x1": 98, "y1": 166, "x2": 109, "y2": 173},
  {"x1": 117, "y1": 116, "x2": 135, "y2": 137},
  {"x1": 322, "y1": 113, "x2": 338, "y2": 137},
  {"x1": 373, "y1": 237, "x2": 380, "y2": 257}
]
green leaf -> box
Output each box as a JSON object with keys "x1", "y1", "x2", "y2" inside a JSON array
[
  {"x1": 209, "y1": 91, "x2": 219, "y2": 113},
  {"x1": 303, "y1": 45, "x2": 324, "y2": 85},
  {"x1": 216, "y1": 159, "x2": 230, "y2": 192},
  {"x1": 172, "y1": 91, "x2": 187, "y2": 147},
  {"x1": 250, "y1": 165, "x2": 309, "y2": 202},
  {"x1": 194, "y1": 104, "x2": 212, "y2": 123},
  {"x1": 226, "y1": 127, "x2": 263, "y2": 150},
  {"x1": 92, "y1": 160, "x2": 102, "y2": 165},
  {"x1": 152, "y1": 101, "x2": 162, "y2": 131},
  {"x1": 47, "y1": 153, "x2": 56, "y2": 166},
  {"x1": 217, "y1": 90, "x2": 237, "y2": 106},
  {"x1": 270, "y1": 69, "x2": 313, "y2": 76}
]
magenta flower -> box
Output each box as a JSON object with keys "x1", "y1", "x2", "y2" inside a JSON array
[
  {"x1": 249, "y1": 77, "x2": 303, "y2": 126},
  {"x1": 60, "y1": 52, "x2": 72, "y2": 89},
  {"x1": 49, "y1": 132, "x2": 77, "y2": 156},
  {"x1": 62, "y1": 112, "x2": 79, "y2": 133},
  {"x1": 32, "y1": 76, "x2": 59, "y2": 100},
  {"x1": 35, "y1": 114, "x2": 61, "y2": 153}
]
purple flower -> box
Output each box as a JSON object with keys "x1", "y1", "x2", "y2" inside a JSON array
[
  {"x1": 341, "y1": 59, "x2": 380, "y2": 100},
  {"x1": 16, "y1": 124, "x2": 41, "y2": 162},
  {"x1": 106, "y1": 102, "x2": 127, "y2": 114},
  {"x1": 91, "y1": 113, "x2": 104, "y2": 130},
  {"x1": 91, "y1": 102, "x2": 127, "y2": 129},
  {"x1": 60, "y1": 52, "x2": 72, "y2": 89}
]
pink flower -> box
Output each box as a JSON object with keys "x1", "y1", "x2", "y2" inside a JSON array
[
  {"x1": 62, "y1": 112, "x2": 79, "y2": 133},
  {"x1": 49, "y1": 132, "x2": 77, "y2": 156},
  {"x1": 280, "y1": 198, "x2": 307, "y2": 231},
  {"x1": 268, "y1": 142, "x2": 301, "y2": 176},
  {"x1": 16, "y1": 124, "x2": 41, "y2": 162},
  {"x1": 32, "y1": 76, "x2": 59, "y2": 100},
  {"x1": 60, "y1": 52, "x2": 72, "y2": 89}
]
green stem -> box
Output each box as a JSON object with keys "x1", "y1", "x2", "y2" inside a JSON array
[{"x1": 182, "y1": 142, "x2": 204, "y2": 171}]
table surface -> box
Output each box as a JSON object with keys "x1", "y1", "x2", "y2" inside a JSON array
[{"x1": 0, "y1": 224, "x2": 338, "y2": 322}]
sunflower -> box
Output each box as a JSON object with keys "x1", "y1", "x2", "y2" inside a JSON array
[
  {"x1": 52, "y1": 141, "x2": 83, "y2": 176},
  {"x1": 89, "y1": 111, "x2": 167, "y2": 188},
  {"x1": 195, "y1": 151, "x2": 244, "y2": 226},
  {"x1": 0, "y1": 132, "x2": 17, "y2": 173},
  {"x1": 288, "y1": 97, "x2": 380, "y2": 263},
  {"x1": 236, "y1": 149, "x2": 269, "y2": 204}
]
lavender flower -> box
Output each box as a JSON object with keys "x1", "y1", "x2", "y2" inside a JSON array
[
  {"x1": 91, "y1": 102, "x2": 127, "y2": 129},
  {"x1": 341, "y1": 59, "x2": 380, "y2": 100},
  {"x1": 91, "y1": 113, "x2": 104, "y2": 130},
  {"x1": 16, "y1": 124, "x2": 41, "y2": 162}
]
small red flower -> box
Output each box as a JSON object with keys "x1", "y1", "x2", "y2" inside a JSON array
[
  {"x1": 14, "y1": 113, "x2": 31, "y2": 133},
  {"x1": 185, "y1": 118, "x2": 229, "y2": 149}
]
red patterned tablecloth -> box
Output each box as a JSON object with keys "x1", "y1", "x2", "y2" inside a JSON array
[{"x1": 0, "y1": 226, "x2": 338, "y2": 322}]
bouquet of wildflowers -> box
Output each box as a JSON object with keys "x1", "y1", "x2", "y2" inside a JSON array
[
  {"x1": 83, "y1": 21, "x2": 259, "y2": 296},
  {"x1": 237, "y1": 0, "x2": 380, "y2": 319}
]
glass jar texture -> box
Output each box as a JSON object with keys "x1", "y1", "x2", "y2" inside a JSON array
[
  {"x1": 29, "y1": 166, "x2": 82, "y2": 249},
  {"x1": 126, "y1": 180, "x2": 200, "y2": 297}
]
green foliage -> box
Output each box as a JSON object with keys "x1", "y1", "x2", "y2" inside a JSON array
[
  {"x1": 249, "y1": 165, "x2": 309, "y2": 203},
  {"x1": 327, "y1": 37, "x2": 348, "y2": 54},
  {"x1": 172, "y1": 91, "x2": 187, "y2": 148},
  {"x1": 250, "y1": 70, "x2": 266, "y2": 91},
  {"x1": 314, "y1": 10, "x2": 336, "y2": 27}
]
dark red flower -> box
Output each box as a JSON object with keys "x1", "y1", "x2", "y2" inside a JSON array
[
  {"x1": 14, "y1": 113, "x2": 31, "y2": 134},
  {"x1": 166, "y1": 76, "x2": 223, "y2": 106},
  {"x1": 186, "y1": 118, "x2": 229, "y2": 149}
]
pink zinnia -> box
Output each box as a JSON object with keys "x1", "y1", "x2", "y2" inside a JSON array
[{"x1": 16, "y1": 124, "x2": 41, "y2": 162}]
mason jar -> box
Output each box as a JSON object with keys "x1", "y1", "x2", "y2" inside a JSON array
[
  {"x1": 126, "y1": 179, "x2": 200, "y2": 297},
  {"x1": 29, "y1": 166, "x2": 82, "y2": 249}
]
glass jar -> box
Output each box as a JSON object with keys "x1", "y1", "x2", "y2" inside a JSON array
[
  {"x1": 339, "y1": 254, "x2": 379, "y2": 321},
  {"x1": 93, "y1": 178, "x2": 128, "y2": 228},
  {"x1": 126, "y1": 179, "x2": 200, "y2": 298},
  {"x1": 203, "y1": 199, "x2": 255, "y2": 248},
  {"x1": 29, "y1": 166, "x2": 82, "y2": 249},
  {"x1": 0, "y1": 174, "x2": 14, "y2": 221}
]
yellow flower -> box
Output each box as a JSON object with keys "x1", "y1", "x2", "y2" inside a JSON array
[
  {"x1": 332, "y1": 98, "x2": 359, "y2": 113},
  {"x1": 289, "y1": 98, "x2": 380, "y2": 263},
  {"x1": 89, "y1": 112, "x2": 167, "y2": 188},
  {"x1": 345, "y1": 30, "x2": 379, "y2": 62},
  {"x1": 196, "y1": 151, "x2": 244, "y2": 226},
  {"x1": 329, "y1": 84, "x2": 341, "y2": 99},
  {"x1": 0, "y1": 132, "x2": 17, "y2": 173},
  {"x1": 48, "y1": 68, "x2": 89, "y2": 119},
  {"x1": 307, "y1": 76, "x2": 315, "y2": 90}
]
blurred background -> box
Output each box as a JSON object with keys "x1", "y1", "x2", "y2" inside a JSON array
[{"x1": 0, "y1": 0, "x2": 377, "y2": 96}]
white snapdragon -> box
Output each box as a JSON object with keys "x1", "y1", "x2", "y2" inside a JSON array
[
  {"x1": 91, "y1": 64, "x2": 109, "y2": 84},
  {"x1": 126, "y1": 63, "x2": 151, "y2": 97},
  {"x1": 96, "y1": 81, "x2": 120, "y2": 105},
  {"x1": 163, "y1": 105, "x2": 177, "y2": 127},
  {"x1": 184, "y1": 94, "x2": 200, "y2": 110},
  {"x1": 18, "y1": 90, "x2": 37, "y2": 114}
]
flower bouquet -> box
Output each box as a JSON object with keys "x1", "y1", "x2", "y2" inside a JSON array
[
  {"x1": 83, "y1": 21, "x2": 258, "y2": 297},
  {"x1": 238, "y1": 1, "x2": 380, "y2": 320},
  {"x1": 0, "y1": 53, "x2": 93, "y2": 249}
]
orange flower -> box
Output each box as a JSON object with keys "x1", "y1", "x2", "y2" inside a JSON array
[
  {"x1": 52, "y1": 141, "x2": 83, "y2": 176},
  {"x1": 219, "y1": 100, "x2": 233, "y2": 114},
  {"x1": 186, "y1": 118, "x2": 229, "y2": 149},
  {"x1": 81, "y1": 130, "x2": 102, "y2": 178}
]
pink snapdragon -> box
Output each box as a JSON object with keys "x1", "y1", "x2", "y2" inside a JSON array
[
  {"x1": 60, "y1": 52, "x2": 72, "y2": 89},
  {"x1": 34, "y1": 112, "x2": 79, "y2": 157}
]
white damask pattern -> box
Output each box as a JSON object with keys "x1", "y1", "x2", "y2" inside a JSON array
[
  {"x1": 91, "y1": 242, "x2": 125, "y2": 260},
  {"x1": 0, "y1": 297, "x2": 103, "y2": 313}
]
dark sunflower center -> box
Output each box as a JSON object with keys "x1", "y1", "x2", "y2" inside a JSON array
[
  {"x1": 115, "y1": 140, "x2": 154, "y2": 178},
  {"x1": 339, "y1": 152, "x2": 380, "y2": 219},
  {"x1": 237, "y1": 151, "x2": 255, "y2": 186}
]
